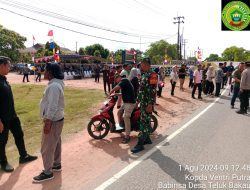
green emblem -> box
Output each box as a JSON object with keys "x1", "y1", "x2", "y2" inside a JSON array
[{"x1": 222, "y1": 1, "x2": 250, "y2": 31}]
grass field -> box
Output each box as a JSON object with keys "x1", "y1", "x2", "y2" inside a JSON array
[{"x1": 5, "y1": 84, "x2": 105, "y2": 165}]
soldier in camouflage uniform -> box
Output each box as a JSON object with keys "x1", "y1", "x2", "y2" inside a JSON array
[{"x1": 131, "y1": 58, "x2": 157, "y2": 153}]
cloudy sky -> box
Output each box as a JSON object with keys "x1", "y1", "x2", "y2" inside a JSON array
[{"x1": 0, "y1": 0, "x2": 249, "y2": 59}]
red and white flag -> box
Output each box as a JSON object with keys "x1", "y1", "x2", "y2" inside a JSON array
[{"x1": 48, "y1": 30, "x2": 53, "y2": 36}]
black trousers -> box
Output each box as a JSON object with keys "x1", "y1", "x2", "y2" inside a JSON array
[
  {"x1": 171, "y1": 81, "x2": 176, "y2": 95},
  {"x1": 157, "y1": 86, "x2": 163, "y2": 97},
  {"x1": 36, "y1": 73, "x2": 41, "y2": 82},
  {"x1": 103, "y1": 80, "x2": 110, "y2": 93},
  {"x1": 231, "y1": 85, "x2": 240, "y2": 106},
  {"x1": 189, "y1": 79, "x2": 194, "y2": 88},
  {"x1": 206, "y1": 80, "x2": 214, "y2": 94},
  {"x1": 95, "y1": 74, "x2": 99, "y2": 82},
  {"x1": 0, "y1": 117, "x2": 27, "y2": 164},
  {"x1": 215, "y1": 83, "x2": 221, "y2": 96},
  {"x1": 239, "y1": 90, "x2": 250, "y2": 112},
  {"x1": 192, "y1": 83, "x2": 202, "y2": 98},
  {"x1": 221, "y1": 76, "x2": 227, "y2": 89},
  {"x1": 23, "y1": 74, "x2": 29, "y2": 82}
]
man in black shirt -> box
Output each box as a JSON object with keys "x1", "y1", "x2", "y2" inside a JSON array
[
  {"x1": 178, "y1": 64, "x2": 187, "y2": 91},
  {"x1": 102, "y1": 64, "x2": 110, "y2": 94},
  {"x1": 0, "y1": 56, "x2": 37, "y2": 172},
  {"x1": 110, "y1": 74, "x2": 136, "y2": 143}
]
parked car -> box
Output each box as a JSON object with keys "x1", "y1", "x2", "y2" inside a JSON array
[{"x1": 15, "y1": 63, "x2": 35, "y2": 75}]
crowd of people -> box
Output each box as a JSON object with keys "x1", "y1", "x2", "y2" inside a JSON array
[
  {"x1": 104, "y1": 61, "x2": 250, "y2": 115},
  {"x1": 170, "y1": 61, "x2": 250, "y2": 114},
  {"x1": 1, "y1": 55, "x2": 250, "y2": 184}
]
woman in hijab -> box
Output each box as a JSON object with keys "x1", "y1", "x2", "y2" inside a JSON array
[
  {"x1": 206, "y1": 65, "x2": 215, "y2": 96},
  {"x1": 128, "y1": 68, "x2": 139, "y2": 99}
]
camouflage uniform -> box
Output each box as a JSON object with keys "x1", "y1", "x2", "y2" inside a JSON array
[{"x1": 137, "y1": 69, "x2": 157, "y2": 143}]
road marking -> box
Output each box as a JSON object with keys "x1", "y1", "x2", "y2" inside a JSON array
[{"x1": 95, "y1": 88, "x2": 228, "y2": 190}]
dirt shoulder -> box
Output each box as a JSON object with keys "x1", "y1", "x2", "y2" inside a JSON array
[{"x1": 0, "y1": 73, "x2": 205, "y2": 190}]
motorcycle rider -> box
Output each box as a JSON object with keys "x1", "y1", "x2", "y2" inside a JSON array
[
  {"x1": 131, "y1": 57, "x2": 157, "y2": 153},
  {"x1": 109, "y1": 74, "x2": 136, "y2": 143}
]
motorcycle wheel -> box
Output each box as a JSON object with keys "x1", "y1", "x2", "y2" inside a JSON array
[
  {"x1": 150, "y1": 115, "x2": 158, "y2": 133},
  {"x1": 87, "y1": 118, "x2": 110, "y2": 139}
]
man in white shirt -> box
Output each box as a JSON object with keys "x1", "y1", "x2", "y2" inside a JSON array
[
  {"x1": 192, "y1": 64, "x2": 202, "y2": 99},
  {"x1": 33, "y1": 63, "x2": 64, "y2": 183}
]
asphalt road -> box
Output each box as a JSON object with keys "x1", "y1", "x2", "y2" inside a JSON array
[{"x1": 94, "y1": 88, "x2": 250, "y2": 190}]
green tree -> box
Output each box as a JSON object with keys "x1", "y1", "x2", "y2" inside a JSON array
[
  {"x1": 205, "y1": 54, "x2": 220, "y2": 61},
  {"x1": 94, "y1": 50, "x2": 101, "y2": 57},
  {"x1": 19, "y1": 53, "x2": 32, "y2": 63},
  {"x1": 222, "y1": 46, "x2": 248, "y2": 61},
  {"x1": 135, "y1": 49, "x2": 143, "y2": 63},
  {"x1": 44, "y1": 49, "x2": 53, "y2": 56},
  {"x1": 103, "y1": 48, "x2": 110, "y2": 59},
  {"x1": 79, "y1": 47, "x2": 86, "y2": 55},
  {"x1": 145, "y1": 40, "x2": 177, "y2": 64},
  {"x1": 114, "y1": 49, "x2": 123, "y2": 63},
  {"x1": 36, "y1": 48, "x2": 45, "y2": 57},
  {"x1": 85, "y1": 44, "x2": 109, "y2": 59},
  {"x1": 245, "y1": 50, "x2": 250, "y2": 61},
  {"x1": 0, "y1": 25, "x2": 26, "y2": 62},
  {"x1": 85, "y1": 45, "x2": 94, "y2": 56},
  {"x1": 34, "y1": 41, "x2": 60, "y2": 57}
]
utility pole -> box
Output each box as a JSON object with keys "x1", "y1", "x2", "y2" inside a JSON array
[
  {"x1": 183, "y1": 39, "x2": 188, "y2": 60},
  {"x1": 179, "y1": 35, "x2": 182, "y2": 60},
  {"x1": 173, "y1": 16, "x2": 184, "y2": 60},
  {"x1": 139, "y1": 36, "x2": 142, "y2": 51},
  {"x1": 76, "y1": 41, "x2": 78, "y2": 54}
]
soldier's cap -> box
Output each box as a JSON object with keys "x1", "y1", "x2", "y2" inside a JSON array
[
  {"x1": 0, "y1": 56, "x2": 11, "y2": 64},
  {"x1": 141, "y1": 57, "x2": 151, "y2": 65}
]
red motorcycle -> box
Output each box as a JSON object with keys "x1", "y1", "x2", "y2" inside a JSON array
[{"x1": 87, "y1": 95, "x2": 158, "y2": 139}]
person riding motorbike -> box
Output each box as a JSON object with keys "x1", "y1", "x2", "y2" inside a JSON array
[{"x1": 109, "y1": 74, "x2": 136, "y2": 143}]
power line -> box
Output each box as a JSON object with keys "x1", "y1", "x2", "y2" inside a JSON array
[
  {"x1": 113, "y1": 0, "x2": 169, "y2": 37},
  {"x1": 0, "y1": 7, "x2": 176, "y2": 45},
  {"x1": 0, "y1": 0, "x2": 170, "y2": 39},
  {"x1": 143, "y1": 0, "x2": 168, "y2": 13},
  {"x1": 133, "y1": 0, "x2": 165, "y2": 16}
]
